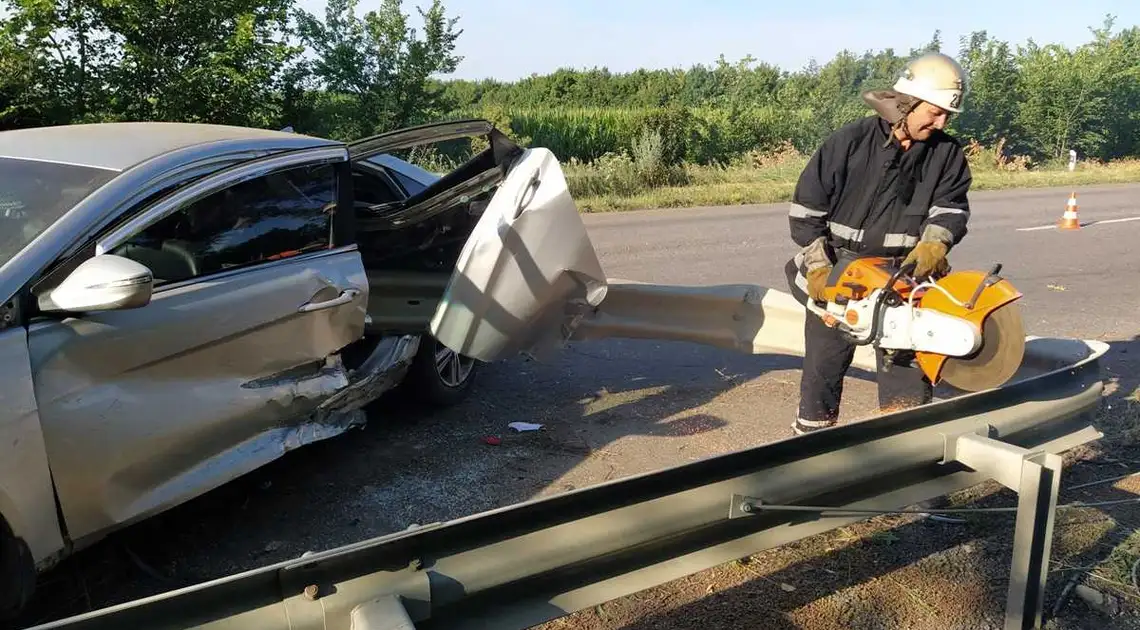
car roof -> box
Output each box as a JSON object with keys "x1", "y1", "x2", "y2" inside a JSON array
[{"x1": 0, "y1": 122, "x2": 339, "y2": 173}]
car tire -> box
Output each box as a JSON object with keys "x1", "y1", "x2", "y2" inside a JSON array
[
  {"x1": 0, "y1": 518, "x2": 36, "y2": 622},
  {"x1": 403, "y1": 334, "x2": 479, "y2": 408}
]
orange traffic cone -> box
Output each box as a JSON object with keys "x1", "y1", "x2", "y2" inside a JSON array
[{"x1": 1057, "y1": 192, "x2": 1080, "y2": 230}]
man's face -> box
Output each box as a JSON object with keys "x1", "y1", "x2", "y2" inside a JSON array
[{"x1": 905, "y1": 101, "x2": 952, "y2": 140}]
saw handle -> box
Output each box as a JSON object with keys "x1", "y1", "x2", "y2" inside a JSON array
[
  {"x1": 963, "y1": 263, "x2": 1003, "y2": 309},
  {"x1": 892, "y1": 261, "x2": 919, "y2": 285},
  {"x1": 837, "y1": 261, "x2": 918, "y2": 347}
]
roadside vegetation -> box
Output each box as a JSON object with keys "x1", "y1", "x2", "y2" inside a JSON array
[
  {"x1": 562, "y1": 135, "x2": 1140, "y2": 211},
  {"x1": 2, "y1": 2, "x2": 1138, "y2": 211}
]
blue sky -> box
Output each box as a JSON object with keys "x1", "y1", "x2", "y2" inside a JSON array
[{"x1": 295, "y1": 0, "x2": 1138, "y2": 80}]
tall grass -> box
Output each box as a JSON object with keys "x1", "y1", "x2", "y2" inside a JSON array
[{"x1": 452, "y1": 104, "x2": 821, "y2": 165}]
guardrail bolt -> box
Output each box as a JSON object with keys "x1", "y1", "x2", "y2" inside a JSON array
[{"x1": 303, "y1": 584, "x2": 320, "y2": 601}]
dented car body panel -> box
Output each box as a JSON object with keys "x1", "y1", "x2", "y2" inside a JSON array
[
  {"x1": 0, "y1": 118, "x2": 568, "y2": 606},
  {"x1": 27, "y1": 248, "x2": 368, "y2": 543}
]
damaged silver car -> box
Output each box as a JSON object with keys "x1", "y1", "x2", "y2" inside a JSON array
[{"x1": 0, "y1": 119, "x2": 608, "y2": 618}]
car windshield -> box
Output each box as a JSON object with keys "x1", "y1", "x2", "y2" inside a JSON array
[{"x1": 0, "y1": 156, "x2": 117, "y2": 268}]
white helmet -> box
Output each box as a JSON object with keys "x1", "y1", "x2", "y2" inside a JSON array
[{"x1": 892, "y1": 52, "x2": 966, "y2": 113}]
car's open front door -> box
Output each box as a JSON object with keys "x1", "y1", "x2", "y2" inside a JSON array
[
  {"x1": 346, "y1": 119, "x2": 499, "y2": 160},
  {"x1": 429, "y1": 147, "x2": 608, "y2": 362}
]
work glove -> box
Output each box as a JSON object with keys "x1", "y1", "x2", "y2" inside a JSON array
[
  {"x1": 806, "y1": 265, "x2": 831, "y2": 302},
  {"x1": 800, "y1": 237, "x2": 832, "y2": 302},
  {"x1": 903, "y1": 240, "x2": 950, "y2": 278}
]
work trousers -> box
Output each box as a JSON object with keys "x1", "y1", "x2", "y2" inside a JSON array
[{"x1": 798, "y1": 311, "x2": 933, "y2": 424}]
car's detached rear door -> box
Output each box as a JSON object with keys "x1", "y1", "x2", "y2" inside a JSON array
[
  {"x1": 430, "y1": 146, "x2": 609, "y2": 362},
  {"x1": 26, "y1": 147, "x2": 368, "y2": 542}
]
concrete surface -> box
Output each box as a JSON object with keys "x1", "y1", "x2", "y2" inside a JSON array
[{"x1": 9, "y1": 183, "x2": 1140, "y2": 629}]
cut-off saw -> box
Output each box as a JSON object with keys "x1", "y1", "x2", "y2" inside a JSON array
[{"x1": 806, "y1": 253, "x2": 1026, "y2": 392}]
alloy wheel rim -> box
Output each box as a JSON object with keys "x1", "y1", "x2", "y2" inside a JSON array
[{"x1": 434, "y1": 342, "x2": 474, "y2": 387}]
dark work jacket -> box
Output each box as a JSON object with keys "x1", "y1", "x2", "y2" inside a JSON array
[{"x1": 784, "y1": 115, "x2": 972, "y2": 305}]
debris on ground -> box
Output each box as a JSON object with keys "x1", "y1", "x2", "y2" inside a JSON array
[
  {"x1": 508, "y1": 422, "x2": 544, "y2": 432},
  {"x1": 1074, "y1": 584, "x2": 1122, "y2": 616}
]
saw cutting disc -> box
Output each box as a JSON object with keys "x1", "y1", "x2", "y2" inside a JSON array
[{"x1": 939, "y1": 302, "x2": 1026, "y2": 392}]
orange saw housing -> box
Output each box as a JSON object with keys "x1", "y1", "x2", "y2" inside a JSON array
[{"x1": 819, "y1": 257, "x2": 1024, "y2": 386}]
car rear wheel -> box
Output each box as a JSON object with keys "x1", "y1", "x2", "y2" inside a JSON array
[{"x1": 404, "y1": 335, "x2": 479, "y2": 407}]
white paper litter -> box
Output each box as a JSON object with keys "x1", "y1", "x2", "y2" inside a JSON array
[{"x1": 508, "y1": 422, "x2": 544, "y2": 432}]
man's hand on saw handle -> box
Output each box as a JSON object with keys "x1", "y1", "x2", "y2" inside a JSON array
[
  {"x1": 903, "y1": 240, "x2": 950, "y2": 278},
  {"x1": 806, "y1": 266, "x2": 831, "y2": 302},
  {"x1": 801, "y1": 237, "x2": 833, "y2": 302}
]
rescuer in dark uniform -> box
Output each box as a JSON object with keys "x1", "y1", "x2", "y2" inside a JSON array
[{"x1": 784, "y1": 52, "x2": 973, "y2": 435}]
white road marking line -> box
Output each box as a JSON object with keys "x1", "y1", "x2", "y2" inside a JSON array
[
  {"x1": 1016, "y1": 215, "x2": 1140, "y2": 232},
  {"x1": 1091, "y1": 216, "x2": 1140, "y2": 225}
]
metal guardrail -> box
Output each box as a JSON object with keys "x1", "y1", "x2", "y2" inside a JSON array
[{"x1": 26, "y1": 334, "x2": 1109, "y2": 630}]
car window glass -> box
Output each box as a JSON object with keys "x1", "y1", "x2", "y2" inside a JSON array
[
  {"x1": 388, "y1": 169, "x2": 426, "y2": 196},
  {"x1": 110, "y1": 163, "x2": 335, "y2": 286},
  {"x1": 0, "y1": 157, "x2": 117, "y2": 270},
  {"x1": 351, "y1": 166, "x2": 403, "y2": 205}
]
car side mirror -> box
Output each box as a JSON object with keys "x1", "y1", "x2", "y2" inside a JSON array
[{"x1": 40, "y1": 254, "x2": 154, "y2": 313}]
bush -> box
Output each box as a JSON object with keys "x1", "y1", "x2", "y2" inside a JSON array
[{"x1": 964, "y1": 137, "x2": 1032, "y2": 172}]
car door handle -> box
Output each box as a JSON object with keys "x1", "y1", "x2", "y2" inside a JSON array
[{"x1": 299, "y1": 288, "x2": 361, "y2": 313}]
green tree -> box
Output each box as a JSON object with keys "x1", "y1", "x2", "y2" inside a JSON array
[
  {"x1": 292, "y1": 0, "x2": 462, "y2": 139},
  {"x1": 1085, "y1": 20, "x2": 1140, "y2": 159},
  {"x1": 97, "y1": 0, "x2": 298, "y2": 127},
  {"x1": 952, "y1": 31, "x2": 1021, "y2": 148},
  {"x1": 0, "y1": 0, "x2": 297, "y2": 128},
  {"x1": 0, "y1": 0, "x2": 119, "y2": 125}
]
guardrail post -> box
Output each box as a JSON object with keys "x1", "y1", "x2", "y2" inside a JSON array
[{"x1": 944, "y1": 431, "x2": 1062, "y2": 630}]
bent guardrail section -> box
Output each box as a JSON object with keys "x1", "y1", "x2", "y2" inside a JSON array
[
  {"x1": 569, "y1": 280, "x2": 883, "y2": 370},
  {"x1": 27, "y1": 334, "x2": 1109, "y2": 630}
]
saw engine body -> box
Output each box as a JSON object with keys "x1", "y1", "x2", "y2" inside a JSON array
[{"x1": 806, "y1": 255, "x2": 1025, "y2": 391}]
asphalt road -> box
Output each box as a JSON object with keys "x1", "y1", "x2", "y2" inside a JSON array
[
  {"x1": 12, "y1": 183, "x2": 1140, "y2": 629},
  {"x1": 583, "y1": 183, "x2": 1140, "y2": 341}
]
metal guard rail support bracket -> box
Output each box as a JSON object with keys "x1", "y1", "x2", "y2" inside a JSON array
[{"x1": 944, "y1": 429, "x2": 1062, "y2": 630}]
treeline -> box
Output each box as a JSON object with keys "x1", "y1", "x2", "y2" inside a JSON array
[
  {"x1": 1, "y1": 0, "x2": 1137, "y2": 167},
  {"x1": 436, "y1": 20, "x2": 1140, "y2": 166},
  {"x1": 0, "y1": 0, "x2": 464, "y2": 136}
]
